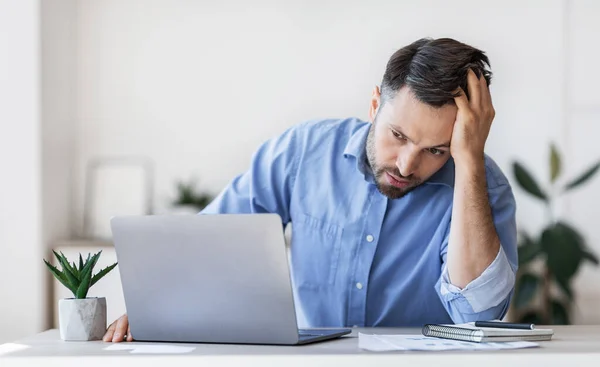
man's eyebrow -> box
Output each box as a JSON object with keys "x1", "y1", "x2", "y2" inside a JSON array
[
  {"x1": 390, "y1": 124, "x2": 450, "y2": 149},
  {"x1": 431, "y1": 141, "x2": 451, "y2": 149}
]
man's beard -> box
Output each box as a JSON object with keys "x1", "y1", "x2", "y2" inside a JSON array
[{"x1": 365, "y1": 125, "x2": 421, "y2": 200}]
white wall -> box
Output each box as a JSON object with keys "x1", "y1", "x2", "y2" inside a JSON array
[
  {"x1": 63, "y1": 0, "x2": 600, "y2": 323},
  {"x1": 41, "y1": 0, "x2": 78, "y2": 327},
  {"x1": 0, "y1": 0, "x2": 44, "y2": 343},
  {"x1": 565, "y1": 0, "x2": 600, "y2": 324},
  {"x1": 41, "y1": 0, "x2": 77, "y2": 253},
  {"x1": 73, "y1": 0, "x2": 563, "y2": 229}
]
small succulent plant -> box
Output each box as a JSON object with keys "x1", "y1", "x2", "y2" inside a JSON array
[
  {"x1": 44, "y1": 250, "x2": 118, "y2": 299},
  {"x1": 172, "y1": 177, "x2": 213, "y2": 210}
]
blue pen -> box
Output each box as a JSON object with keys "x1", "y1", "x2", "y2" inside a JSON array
[{"x1": 474, "y1": 321, "x2": 535, "y2": 330}]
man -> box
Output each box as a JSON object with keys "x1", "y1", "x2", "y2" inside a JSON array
[{"x1": 104, "y1": 37, "x2": 517, "y2": 343}]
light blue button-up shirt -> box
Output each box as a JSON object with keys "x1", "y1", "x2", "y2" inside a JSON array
[{"x1": 201, "y1": 118, "x2": 517, "y2": 327}]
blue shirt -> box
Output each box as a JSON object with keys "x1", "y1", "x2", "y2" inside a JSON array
[{"x1": 201, "y1": 118, "x2": 517, "y2": 327}]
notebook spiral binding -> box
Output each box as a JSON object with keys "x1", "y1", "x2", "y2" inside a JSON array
[{"x1": 422, "y1": 325, "x2": 478, "y2": 341}]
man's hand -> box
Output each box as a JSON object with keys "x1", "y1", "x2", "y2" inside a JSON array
[
  {"x1": 450, "y1": 69, "x2": 495, "y2": 164},
  {"x1": 103, "y1": 314, "x2": 133, "y2": 342}
]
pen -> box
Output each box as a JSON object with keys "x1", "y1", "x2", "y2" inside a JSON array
[{"x1": 474, "y1": 321, "x2": 535, "y2": 330}]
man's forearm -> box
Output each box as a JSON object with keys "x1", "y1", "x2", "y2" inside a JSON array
[{"x1": 447, "y1": 157, "x2": 501, "y2": 288}]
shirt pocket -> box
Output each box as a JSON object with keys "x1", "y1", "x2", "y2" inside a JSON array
[{"x1": 290, "y1": 213, "x2": 343, "y2": 287}]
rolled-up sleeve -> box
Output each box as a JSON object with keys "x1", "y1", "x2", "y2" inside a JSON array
[{"x1": 435, "y1": 183, "x2": 518, "y2": 323}]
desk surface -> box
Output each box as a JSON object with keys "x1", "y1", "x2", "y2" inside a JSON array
[{"x1": 2, "y1": 326, "x2": 600, "y2": 366}]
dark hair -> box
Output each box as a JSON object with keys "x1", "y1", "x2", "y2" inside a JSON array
[{"x1": 380, "y1": 38, "x2": 492, "y2": 107}]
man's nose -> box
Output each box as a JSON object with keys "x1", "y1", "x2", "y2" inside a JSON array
[{"x1": 397, "y1": 149, "x2": 420, "y2": 178}]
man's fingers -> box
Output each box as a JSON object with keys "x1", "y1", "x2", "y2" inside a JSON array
[
  {"x1": 127, "y1": 325, "x2": 133, "y2": 342},
  {"x1": 112, "y1": 315, "x2": 129, "y2": 343},
  {"x1": 466, "y1": 69, "x2": 481, "y2": 108},
  {"x1": 480, "y1": 73, "x2": 493, "y2": 108},
  {"x1": 102, "y1": 321, "x2": 116, "y2": 342},
  {"x1": 453, "y1": 87, "x2": 470, "y2": 112}
]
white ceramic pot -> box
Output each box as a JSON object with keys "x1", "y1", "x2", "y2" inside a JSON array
[{"x1": 58, "y1": 297, "x2": 107, "y2": 341}]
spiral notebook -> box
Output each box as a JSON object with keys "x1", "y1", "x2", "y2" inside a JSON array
[{"x1": 422, "y1": 323, "x2": 554, "y2": 343}]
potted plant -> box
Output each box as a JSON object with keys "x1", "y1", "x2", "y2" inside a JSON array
[
  {"x1": 171, "y1": 177, "x2": 213, "y2": 214},
  {"x1": 510, "y1": 143, "x2": 599, "y2": 324},
  {"x1": 44, "y1": 250, "x2": 118, "y2": 341}
]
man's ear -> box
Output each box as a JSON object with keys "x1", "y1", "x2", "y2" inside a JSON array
[{"x1": 369, "y1": 86, "x2": 381, "y2": 123}]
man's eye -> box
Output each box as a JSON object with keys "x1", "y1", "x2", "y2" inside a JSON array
[
  {"x1": 428, "y1": 148, "x2": 445, "y2": 156},
  {"x1": 391, "y1": 130, "x2": 405, "y2": 140}
]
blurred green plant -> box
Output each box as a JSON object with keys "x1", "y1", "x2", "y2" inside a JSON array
[
  {"x1": 511, "y1": 144, "x2": 600, "y2": 324},
  {"x1": 172, "y1": 177, "x2": 213, "y2": 211},
  {"x1": 44, "y1": 251, "x2": 118, "y2": 299}
]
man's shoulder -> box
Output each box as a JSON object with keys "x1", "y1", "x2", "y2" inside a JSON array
[
  {"x1": 293, "y1": 117, "x2": 368, "y2": 137},
  {"x1": 288, "y1": 117, "x2": 368, "y2": 152},
  {"x1": 428, "y1": 155, "x2": 512, "y2": 190},
  {"x1": 483, "y1": 154, "x2": 511, "y2": 190}
]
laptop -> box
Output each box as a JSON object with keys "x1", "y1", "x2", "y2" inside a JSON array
[{"x1": 110, "y1": 213, "x2": 351, "y2": 345}]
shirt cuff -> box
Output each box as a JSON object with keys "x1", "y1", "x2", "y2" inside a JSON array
[{"x1": 439, "y1": 246, "x2": 515, "y2": 313}]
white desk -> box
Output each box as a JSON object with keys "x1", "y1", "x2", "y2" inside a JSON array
[{"x1": 1, "y1": 326, "x2": 599, "y2": 366}]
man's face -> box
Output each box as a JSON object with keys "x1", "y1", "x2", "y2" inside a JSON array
[{"x1": 366, "y1": 87, "x2": 456, "y2": 199}]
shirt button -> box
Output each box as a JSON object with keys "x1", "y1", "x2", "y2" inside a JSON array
[
  {"x1": 356, "y1": 282, "x2": 363, "y2": 290},
  {"x1": 366, "y1": 235, "x2": 374, "y2": 242}
]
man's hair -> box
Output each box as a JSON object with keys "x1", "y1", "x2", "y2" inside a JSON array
[{"x1": 380, "y1": 38, "x2": 492, "y2": 107}]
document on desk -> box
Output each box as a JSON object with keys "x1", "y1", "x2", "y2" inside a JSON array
[
  {"x1": 358, "y1": 333, "x2": 540, "y2": 352},
  {"x1": 104, "y1": 344, "x2": 196, "y2": 354}
]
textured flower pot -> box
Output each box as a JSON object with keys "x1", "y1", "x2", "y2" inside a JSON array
[{"x1": 58, "y1": 297, "x2": 107, "y2": 341}]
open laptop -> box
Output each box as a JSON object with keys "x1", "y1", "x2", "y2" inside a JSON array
[{"x1": 110, "y1": 213, "x2": 351, "y2": 345}]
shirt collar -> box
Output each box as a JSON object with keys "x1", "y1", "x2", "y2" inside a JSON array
[
  {"x1": 342, "y1": 122, "x2": 374, "y2": 183},
  {"x1": 341, "y1": 121, "x2": 455, "y2": 188},
  {"x1": 342, "y1": 122, "x2": 370, "y2": 160}
]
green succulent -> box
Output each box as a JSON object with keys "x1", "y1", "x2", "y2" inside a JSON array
[
  {"x1": 511, "y1": 143, "x2": 600, "y2": 324},
  {"x1": 43, "y1": 250, "x2": 118, "y2": 299},
  {"x1": 172, "y1": 178, "x2": 213, "y2": 210}
]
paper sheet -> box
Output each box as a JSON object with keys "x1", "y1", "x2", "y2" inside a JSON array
[
  {"x1": 104, "y1": 343, "x2": 196, "y2": 354},
  {"x1": 358, "y1": 333, "x2": 539, "y2": 352}
]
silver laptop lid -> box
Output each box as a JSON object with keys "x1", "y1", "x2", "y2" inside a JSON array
[{"x1": 110, "y1": 213, "x2": 300, "y2": 344}]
